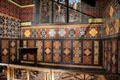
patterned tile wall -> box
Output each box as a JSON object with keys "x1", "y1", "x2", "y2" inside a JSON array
[
  {"x1": 0, "y1": 0, "x2": 21, "y2": 18},
  {"x1": 102, "y1": 1, "x2": 120, "y2": 74},
  {"x1": 103, "y1": 39, "x2": 118, "y2": 73},
  {"x1": 36, "y1": 40, "x2": 43, "y2": 62},
  {"x1": 21, "y1": 39, "x2": 102, "y2": 66},
  {"x1": 73, "y1": 40, "x2": 82, "y2": 64},
  {"x1": 21, "y1": 26, "x2": 103, "y2": 39},
  {"x1": 44, "y1": 40, "x2": 52, "y2": 62},
  {"x1": 0, "y1": 39, "x2": 19, "y2": 64},
  {"x1": 0, "y1": 13, "x2": 20, "y2": 38},
  {"x1": 20, "y1": 7, "x2": 34, "y2": 22},
  {"x1": 0, "y1": 0, "x2": 34, "y2": 22},
  {"x1": 103, "y1": 2, "x2": 120, "y2": 37},
  {"x1": 10, "y1": 40, "x2": 17, "y2": 63},
  {"x1": 1, "y1": 40, "x2": 9, "y2": 63},
  {"x1": 83, "y1": 40, "x2": 92, "y2": 64},
  {"x1": 53, "y1": 40, "x2": 61, "y2": 63}
]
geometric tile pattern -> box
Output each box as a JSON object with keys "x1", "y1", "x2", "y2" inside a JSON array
[
  {"x1": 1, "y1": 39, "x2": 20, "y2": 64},
  {"x1": 89, "y1": 28, "x2": 98, "y2": 37},
  {"x1": 28, "y1": 40, "x2": 34, "y2": 48},
  {"x1": 36, "y1": 40, "x2": 43, "y2": 62},
  {"x1": 94, "y1": 41, "x2": 99, "y2": 64},
  {"x1": 21, "y1": 26, "x2": 102, "y2": 39},
  {"x1": 1, "y1": 40, "x2": 9, "y2": 63},
  {"x1": 20, "y1": 39, "x2": 103, "y2": 66},
  {"x1": 10, "y1": 40, "x2": 16, "y2": 63},
  {"x1": 0, "y1": 14, "x2": 20, "y2": 38},
  {"x1": 63, "y1": 40, "x2": 71, "y2": 63},
  {"x1": 103, "y1": 39, "x2": 118, "y2": 73},
  {"x1": 53, "y1": 40, "x2": 61, "y2": 63},
  {"x1": 23, "y1": 40, "x2": 27, "y2": 48},
  {"x1": 103, "y1": 5, "x2": 120, "y2": 37},
  {"x1": 44, "y1": 40, "x2": 52, "y2": 62},
  {"x1": 83, "y1": 40, "x2": 92, "y2": 64},
  {"x1": 73, "y1": 40, "x2": 82, "y2": 64}
]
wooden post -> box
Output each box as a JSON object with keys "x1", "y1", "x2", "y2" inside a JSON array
[
  {"x1": 27, "y1": 70, "x2": 30, "y2": 80},
  {"x1": 12, "y1": 68, "x2": 15, "y2": 80},
  {"x1": 7, "y1": 66, "x2": 10, "y2": 80}
]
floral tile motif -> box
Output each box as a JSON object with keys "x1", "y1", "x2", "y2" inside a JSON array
[
  {"x1": 79, "y1": 27, "x2": 86, "y2": 37},
  {"x1": 40, "y1": 29, "x2": 49, "y2": 38},
  {"x1": 49, "y1": 29, "x2": 56, "y2": 37},
  {"x1": 69, "y1": 28, "x2": 76, "y2": 38},
  {"x1": 58, "y1": 29, "x2": 66, "y2": 37}
]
